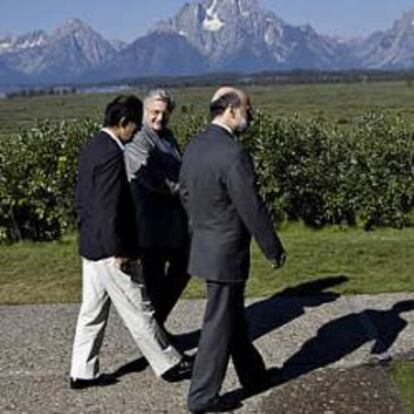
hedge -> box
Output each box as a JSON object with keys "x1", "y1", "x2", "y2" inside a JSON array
[{"x1": 0, "y1": 112, "x2": 413, "y2": 242}]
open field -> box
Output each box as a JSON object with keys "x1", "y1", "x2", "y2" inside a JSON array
[
  {"x1": 2, "y1": 80, "x2": 414, "y2": 137},
  {"x1": 1, "y1": 223, "x2": 413, "y2": 305}
]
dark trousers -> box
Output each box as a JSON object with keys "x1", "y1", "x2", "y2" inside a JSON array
[
  {"x1": 141, "y1": 248, "x2": 190, "y2": 326},
  {"x1": 188, "y1": 281, "x2": 266, "y2": 411}
]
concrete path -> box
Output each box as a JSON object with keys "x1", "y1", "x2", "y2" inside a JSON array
[{"x1": 1, "y1": 285, "x2": 414, "y2": 413}]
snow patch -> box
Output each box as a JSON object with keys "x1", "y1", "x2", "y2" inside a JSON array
[
  {"x1": 203, "y1": 15, "x2": 225, "y2": 31},
  {"x1": 0, "y1": 36, "x2": 45, "y2": 53},
  {"x1": 17, "y1": 38, "x2": 45, "y2": 49},
  {"x1": 271, "y1": 50, "x2": 287, "y2": 63},
  {"x1": 264, "y1": 31, "x2": 273, "y2": 45},
  {"x1": 239, "y1": 0, "x2": 251, "y2": 17},
  {"x1": 203, "y1": 0, "x2": 225, "y2": 32},
  {"x1": 206, "y1": 0, "x2": 219, "y2": 16}
]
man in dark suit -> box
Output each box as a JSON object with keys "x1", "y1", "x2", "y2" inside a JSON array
[
  {"x1": 125, "y1": 89, "x2": 190, "y2": 329},
  {"x1": 180, "y1": 87, "x2": 286, "y2": 413},
  {"x1": 70, "y1": 95, "x2": 192, "y2": 389}
]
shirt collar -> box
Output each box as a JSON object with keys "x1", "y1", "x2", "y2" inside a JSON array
[
  {"x1": 101, "y1": 127, "x2": 125, "y2": 151},
  {"x1": 211, "y1": 120, "x2": 237, "y2": 140}
]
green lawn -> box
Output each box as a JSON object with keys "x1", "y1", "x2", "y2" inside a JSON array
[
  {"x1": 1, "y1": 223, "x2": 413, "y2": 305},
  {"x1": 2, "y1": 81, "x2": 414, "y2": 138},
  {"x1": 391, "y1": 361, "x2": 414, "y2": 413}
]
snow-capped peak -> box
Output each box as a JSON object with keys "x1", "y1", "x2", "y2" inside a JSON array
[
  {"x1": 203, "y1": 0, "x2": 225, "y2": 31},
  {"x1": 0, "y1": 31, "x2": 48, "y2": 55},
  {"x1": 206, "y1": 0, "x2": 219, "y2": 16}
]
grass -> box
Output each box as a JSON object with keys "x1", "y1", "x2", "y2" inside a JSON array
[
  {"x1": 390, "y1": 361, "x2": 414, "y2": 413},
  {"x1": 2, "y1": 81, "x2": 414, "y2": 138},
  {"x1": 247, "y1": 222, "x2": 414, "y2": 298},
  {"x1": 0, "y1": 235, "x2": 82, "y2": 305},
  {"x1": 1, "y1": 223, "x2": 413, "y2": 305},
  {"x1": 1, "y1": 224, "x2": 413, "y2": 410}
]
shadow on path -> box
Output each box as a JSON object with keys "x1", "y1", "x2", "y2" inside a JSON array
[
  {"x1": 112, "y1": 275, "x2": 348, "y2": 379},
  {"x1": 111, "y1": 357, "x2": 148, "y2": 378},
  {"x1": 224, "y1": 299, "x2": 414, "y2": 404},
  {"x1": 247, "y1": 275, "x2": 348, "y2": 341},
  {"x1": 278, "y1": 299, "x2": 414, "y2": 379}
]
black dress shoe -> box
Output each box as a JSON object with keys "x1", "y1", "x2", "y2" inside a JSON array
[
  {"x1": 241, "y1": 373, "x2": 273, "y2": 398},
  {"x1": 163, "y1": 329, "x2": 180, "y2": 346},
  {"x1": 69, "y1": 373, "x2": 118, "y2": 389},
  {"x1": 162, "y1": 355, "x2": 194, "y2": 383},
  {"x1": 189, "y1": 396, "x2": 242, "y2": 413}
]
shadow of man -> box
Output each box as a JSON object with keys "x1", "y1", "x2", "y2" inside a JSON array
[
  {"x1": 278, "y1": 299, "x2": 414, "y2": 381},
  {"x1": 246, "y1": 275, "x2": 349, "y2": 341},
  {"x1": 223, "y1": 300, "x2": 414, "y2": 404},
  {"x1": 173, "y1": 275, "x2": 349, "y2": 353},
  {"x1": 112, "y1": 275, "x2": 349, "y2": 379}
]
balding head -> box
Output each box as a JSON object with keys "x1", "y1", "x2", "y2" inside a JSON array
[
  {"x1": 211, "y1": 86, "x2": 245, "y2": 103},
  {"x1": 210, "y1": 86, "x2": 252, "y2": 135}
]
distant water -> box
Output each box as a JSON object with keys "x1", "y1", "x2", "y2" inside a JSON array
[
  {"x1": 78, "y1": 85, "x2": 131, "y2": 94},
  {"x1": 0, "y1": 84, "x2": 132, "y2": 99}
]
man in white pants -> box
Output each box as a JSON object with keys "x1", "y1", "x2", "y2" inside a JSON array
[{"x1": 70, "y1": 95, "x2": 192, "y2": 389}]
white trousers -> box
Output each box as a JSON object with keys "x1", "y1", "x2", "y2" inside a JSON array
[{"x1": 70, "y1": 257, "x2": 182, "y2": 379}]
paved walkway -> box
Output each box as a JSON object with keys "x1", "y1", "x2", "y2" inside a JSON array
[{"x1": 1, "y1": 280, "x2": 414, "y2": 413}]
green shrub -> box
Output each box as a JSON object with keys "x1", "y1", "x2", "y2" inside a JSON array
[
  {"x1": 0, "y1": 119, "x2": 99, "y2": 242},
  {"x1": 348, "y1": 113, "x2": 414, "y2": 229},
  {"x1": 242, "y1": 112, "x2": 414, "y2": 229},
  {"x1": 0, "y1": 112, "x2": 413, "y2": 243}
]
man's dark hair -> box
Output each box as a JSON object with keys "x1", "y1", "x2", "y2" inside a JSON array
[
  {"x1": 104, "y1": 95, "x2": 143, "y2": 127},
  {"x1": 209, "y1": 92, "x2": 241, "y2": 118}
]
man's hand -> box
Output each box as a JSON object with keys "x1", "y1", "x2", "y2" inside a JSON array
[
  {"x1": 270, "y1": 251, "x2": 287, "y2": 269},
  {"x1": 114, "y1": 257, "x2": 134, "y2": 274}
]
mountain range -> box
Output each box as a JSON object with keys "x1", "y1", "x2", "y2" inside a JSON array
[{"x1": 1, "y1": 0, "x2": 414, "y2": 88}]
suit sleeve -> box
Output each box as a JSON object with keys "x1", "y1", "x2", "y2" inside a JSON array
[
  {"x1": 94, "y1": 153, "x2": 126, "y2": 256},
  {"x1": 179, "y1": 165, "x2": 189, "y2": 207},
  {"x1": 125, "y1": 134, "x2": 178, "y2": 196},
  {"x1": 179, "y1": 164, "x2": 193, "y2": 233},
  {"x1": 226, "y1": 150, "x2": 285, "y2": 261}
]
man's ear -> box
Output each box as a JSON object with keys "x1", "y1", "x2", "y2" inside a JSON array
[
  {"x1": 228, "y1": 106, "x2": 236, "y2": 118},
  {"x1": 119, "y1": 117, "x2": 128, "y2": 128}
]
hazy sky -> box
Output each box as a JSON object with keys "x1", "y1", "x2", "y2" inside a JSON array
[{"x1": 1, "y1": 0, "x2": 414, "y2": 41}]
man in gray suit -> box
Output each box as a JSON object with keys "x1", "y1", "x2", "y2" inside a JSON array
[
  {"x1": 180, "y1": 87, "x2": 286, "y2": 413},
  {"x1": 125, "y1": 90, "x2": 190, "y2": 330}
]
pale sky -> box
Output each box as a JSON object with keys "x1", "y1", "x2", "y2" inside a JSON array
[{"x1": 0, "y1": 0, "x2": 413, "y2": 41}]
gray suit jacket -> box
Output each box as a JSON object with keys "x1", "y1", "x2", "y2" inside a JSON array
[
  {"x1": 124, "y1": 126, "x2": 188, "y2": 250},
  {"x1": 179, "y1": 124, "x2": 285, "y2": 283}
]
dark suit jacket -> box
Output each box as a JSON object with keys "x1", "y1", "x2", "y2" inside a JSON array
[
  {"x1": 125, "y1": 127, "x2": 188, "y2": 250},
  {"x1": 76, "y1": 131, "x2": 138, "y2": 260},
  {"x1": 179, "y1": 124, "x2": 284, "y2": 283}
]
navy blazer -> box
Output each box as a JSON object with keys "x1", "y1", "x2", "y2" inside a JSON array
[
  {"x1": 179, "y1": 124, "x2": 284, "y2": 283},
  {"x1": 76, "y1": 131, "x2": 138, "y2": 260}
]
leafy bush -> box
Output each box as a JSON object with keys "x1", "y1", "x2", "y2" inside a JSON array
[
  {"x1": 348, "y1": 114, "x2": 414, "y2": 229},
  {"x1": 0, "y1": 119, "x2": 99, "y2": 242},
  {"x1": 242, "y1": 112, "x2": 414, "y2": 229},
  {"x1": 1, "y1": 112, "x2": 413, "y2": 243}
]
